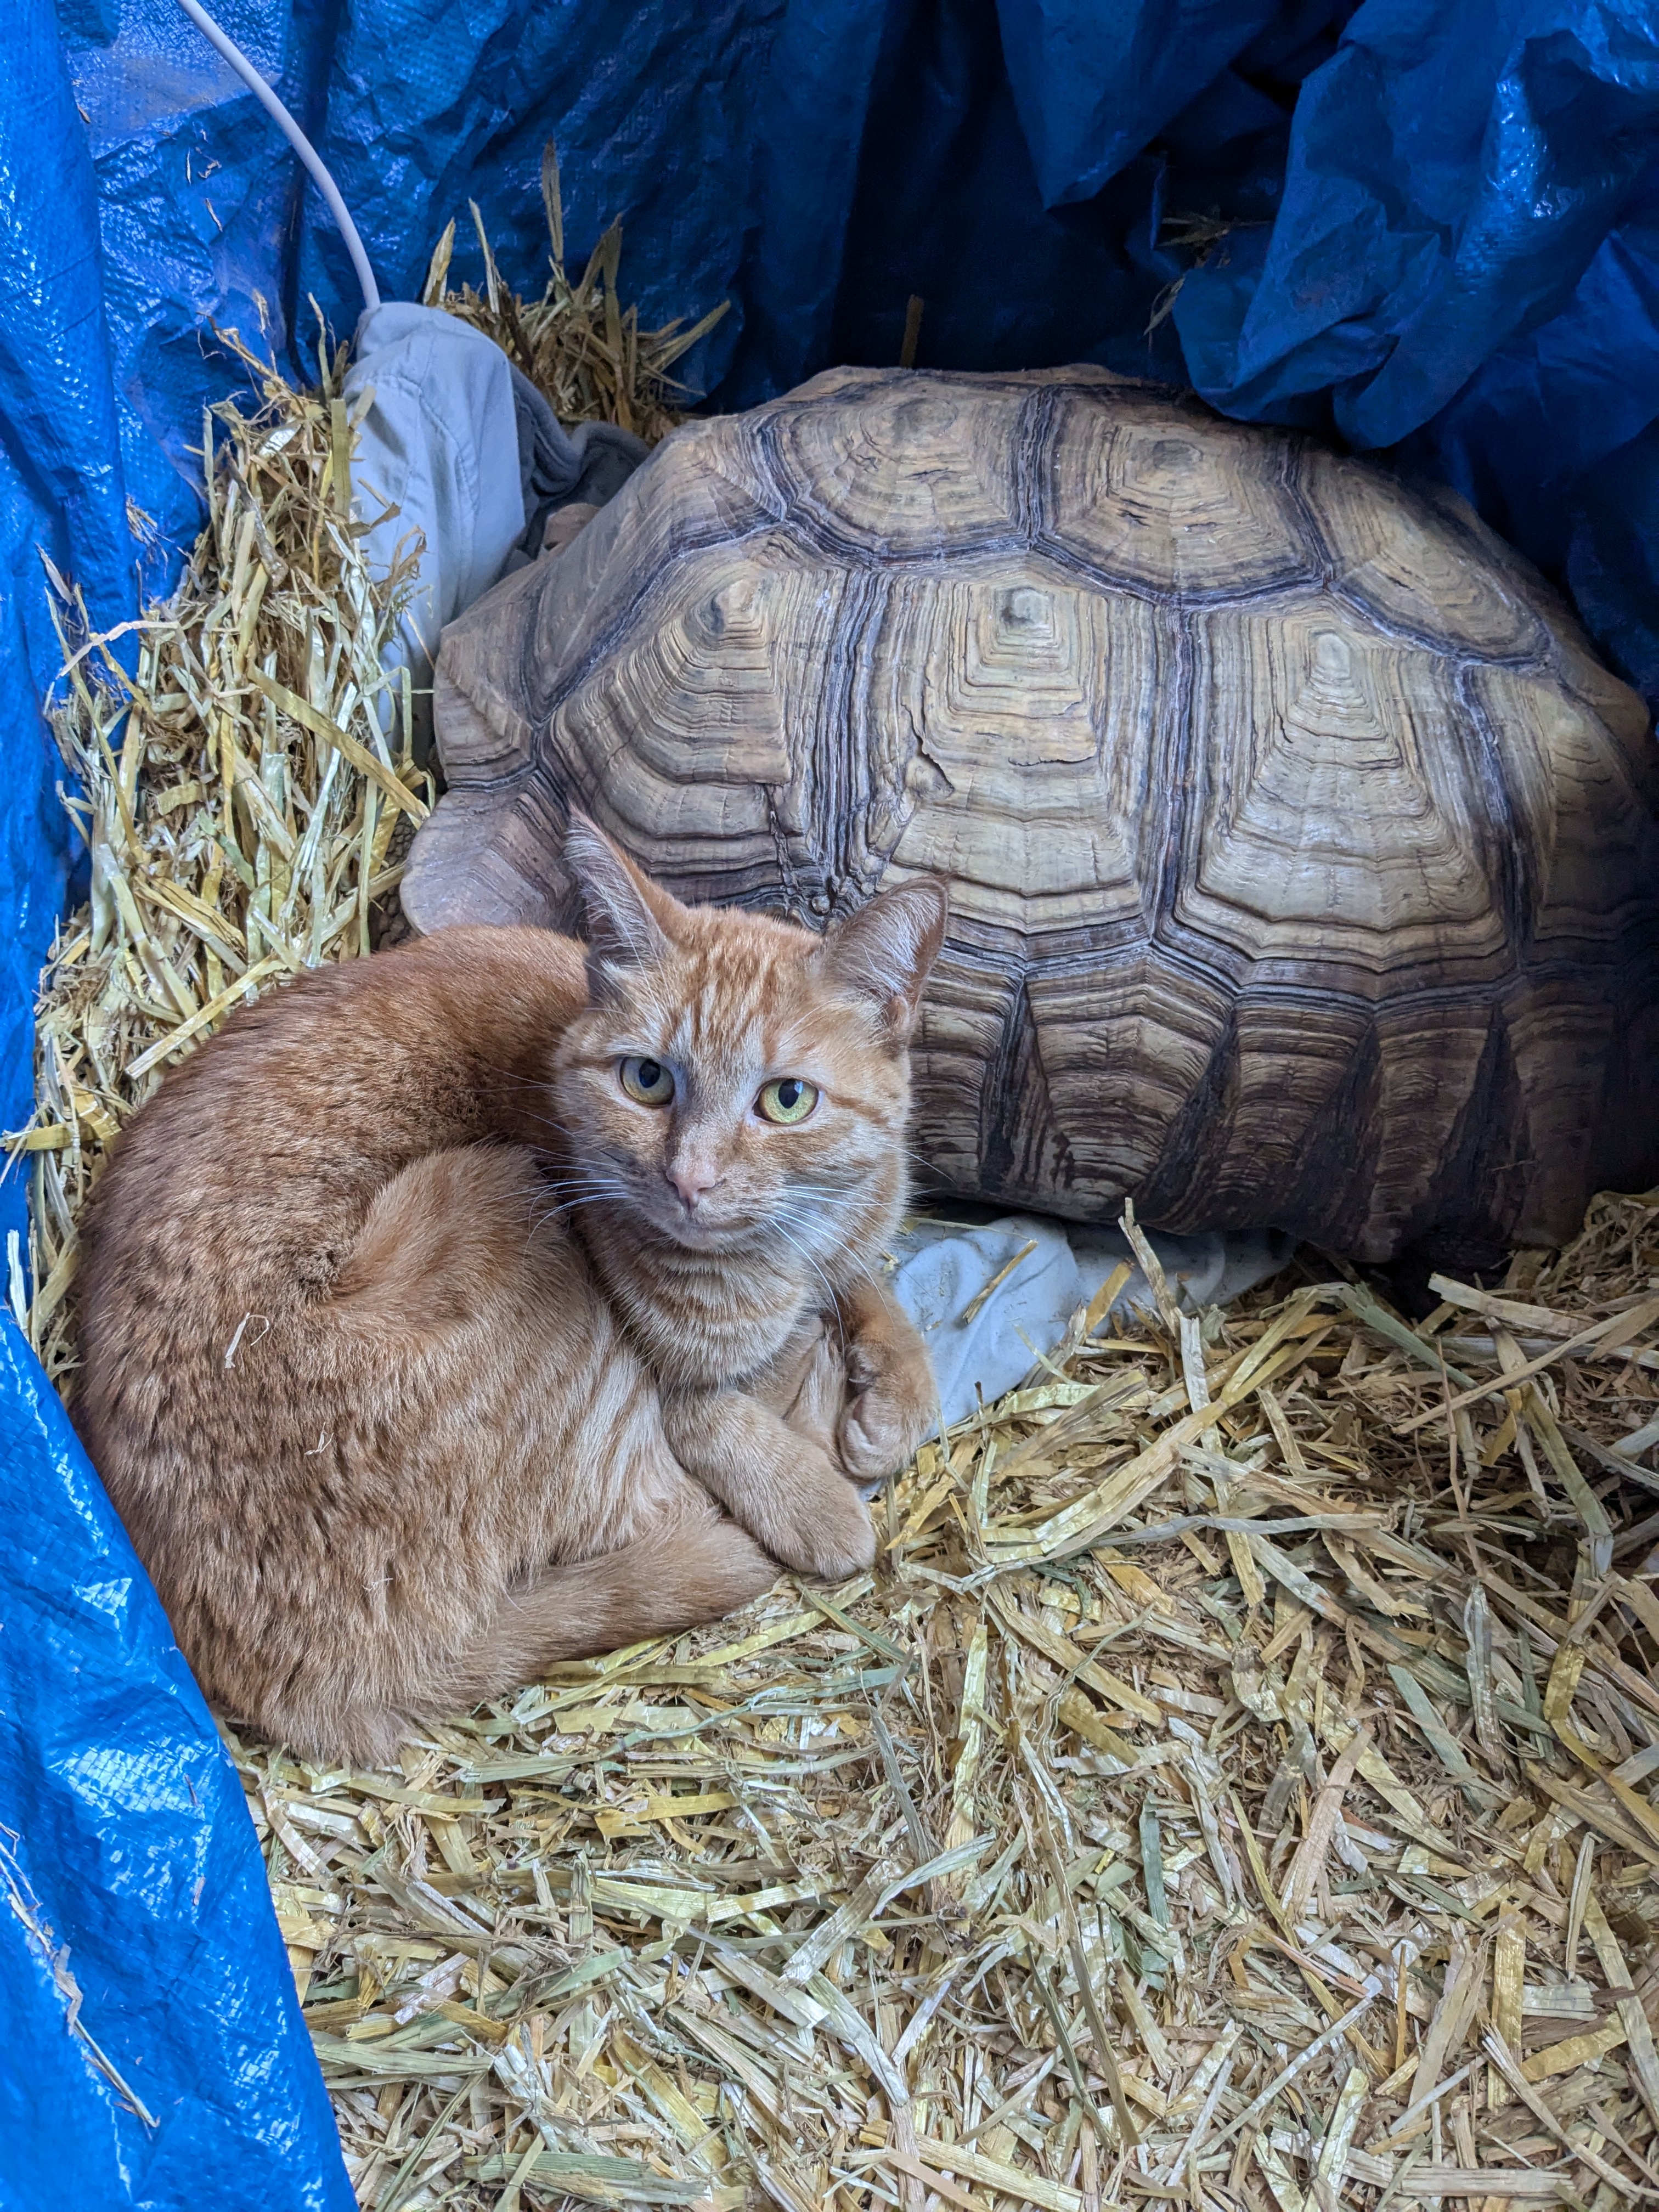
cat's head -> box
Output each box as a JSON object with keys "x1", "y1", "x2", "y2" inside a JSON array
[{"x1": 549, "y1": 817, "x2": 947, "y2": 1263}]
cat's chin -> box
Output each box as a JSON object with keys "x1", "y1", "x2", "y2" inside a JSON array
[{"x1": 647, "y1": 1212, "x2": 765, "y2": 1257}]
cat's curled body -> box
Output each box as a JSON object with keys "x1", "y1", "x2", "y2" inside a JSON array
[{"x1": 75, "y1": 822, "x2": 946, "y2": 1762}]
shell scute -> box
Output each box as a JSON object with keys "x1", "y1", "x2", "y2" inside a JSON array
[
  {"x1": 768, "y1": 381, "x2": 1025, "y2": 557},
  {"x1": 1042, "y1": 389, "x2": 1312, "y2": 595},
  {"x1": 1469, "y1": 662, "x2": 1659, "y2": 956},
  {"x1": 855, "y1": 567, "x2": 1160, "y2": 939},
  {"x1": 1304, "y1": 451, "x2": 1547, "y2": 661},
  {"x1": 1175, "y1": 600, "x2": 1515, "y2": 990}
]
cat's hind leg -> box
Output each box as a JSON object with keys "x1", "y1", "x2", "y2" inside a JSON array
[
  {"x1": 447, "y1": 1490, "x2": 777, "y2": 1703},
  {"x1": 276, "y1": 1496, "x2": 775, "y2": 1761}
]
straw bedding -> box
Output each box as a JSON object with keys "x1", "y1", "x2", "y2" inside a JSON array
[
  {"x1": 418, "y1": 148, "x2": 729, "y2": 444},
  {"x1": 10, "y1": 206, "x2": 1659, "y2": 2212}
]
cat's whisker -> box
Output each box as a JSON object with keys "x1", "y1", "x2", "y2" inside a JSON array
[
  {"x1": 490, "y1": 1068, "x2": 565, "y2": 1092},
  {"x1": 527, "y1": 1190, "x2": 629, "y2": 1223},
  {"x1": 527, "y1": 1178, "x2": 634, "y2": 1215},
  {"x1": 532, "y1": 1171, "x2": 631, "y2": 1190},
  {"x1": 770, "y1": 1191, "x2": 868, "y2": 1240},
  {"x1": 765, "y1": 1220, "x2": 851, "y2": 1363},
  {"x1": 523, "y1": 1175, "x2": 639, "y2": 1240},
  {"x1": 528, "y1": 1176, "x2": 633, "y2": 1201}
]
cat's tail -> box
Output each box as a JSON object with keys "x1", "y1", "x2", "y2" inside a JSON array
[{"x1": 271, "y1": 1498, "x2": 779, "y2": 1764}]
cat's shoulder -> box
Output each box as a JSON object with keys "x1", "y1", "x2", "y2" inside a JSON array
[
  {"x1": 225, "y1": 923, "x2": 588, "y2": 1036},
  {"x1": 109, "y1": 925, "x2": 590, "y2": 1141},
  {"x1": 398, "y1": 923, "x2": 587, "y2": 990}
]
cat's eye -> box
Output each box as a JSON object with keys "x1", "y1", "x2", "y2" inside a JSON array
[
  {"x1": 756, "y1": 1077, "x2": 819, "y2": 1126},
  {"x1": 619, "y1": 1056, "x2": 675, "y2": 1107}
]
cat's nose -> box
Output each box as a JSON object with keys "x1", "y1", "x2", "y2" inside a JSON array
[{"x1": 666, "y1": 1163, "x2": 724, "y2": 1211}]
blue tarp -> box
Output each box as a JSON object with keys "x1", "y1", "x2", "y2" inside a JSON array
[{"x1": 5, "y1": 2, "x2": 1658, "y2": 2200}]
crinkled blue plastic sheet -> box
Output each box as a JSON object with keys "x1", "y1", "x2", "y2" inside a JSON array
[
  {"x1": 1164, "y1": 1, "x2": 1659, "y2": 695},
  {"x1": 8, "y1": 1, "x2": 1659, "y2": 2200},
  {"x1": 2, "y1": 13, "x2": 348, "y2": 2205},
  {"x1": 0, "y1": 1326, "x2": 348, "y2": 2209}
]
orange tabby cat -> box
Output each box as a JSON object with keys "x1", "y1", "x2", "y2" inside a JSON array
[{"x1": 75, "y1": 820, "x2": 945, "y2": 1762}]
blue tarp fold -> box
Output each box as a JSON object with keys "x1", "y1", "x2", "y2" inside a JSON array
[
  {"x1": 0, "y1": 1326, "x2": 347, "y2": 2208},
  {"x1": 5, "y1": 3, "x2": 1659, "y2": 2200}
]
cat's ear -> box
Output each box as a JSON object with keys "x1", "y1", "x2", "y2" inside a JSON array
[
  {"x1": 564, "y1": 813, "x2": 681, "y2": 974},
  {"x1": 817, "y1": 878, "x2": 949, "y2": 1045}
]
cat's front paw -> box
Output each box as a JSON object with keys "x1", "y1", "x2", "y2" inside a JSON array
[
  {"x1": 837, "y1": 1330, "x2": 934, "y2": 1486},
  {"x1": 768, "y1": 1475, "x2": 877, "y2": 1582}
]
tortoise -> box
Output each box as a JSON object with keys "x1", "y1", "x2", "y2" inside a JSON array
[{"x1": 402, "y1": 366, "x2": 1659, "y2": 1265}]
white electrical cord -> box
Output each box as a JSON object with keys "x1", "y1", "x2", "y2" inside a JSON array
[{"x1": 173, "y1": 0, "x2": 382, "y2": 313}]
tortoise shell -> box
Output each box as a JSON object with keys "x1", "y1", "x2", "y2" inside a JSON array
[{"x1": 403, "y1": 366, "x2": 1659, "y2": 1262}]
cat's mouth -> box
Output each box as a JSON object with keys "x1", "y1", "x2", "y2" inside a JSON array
[{"x1": 633, "y1": 1176, "x2": 812, "y2": 1259}]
